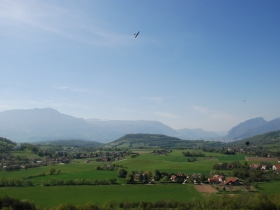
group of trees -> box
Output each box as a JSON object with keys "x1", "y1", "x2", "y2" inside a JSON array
[
  {"x1": 212, "y1": 161, "x2": 278, "y2": 183},
  {"x1": 122, "y1": 169, "x2": 206, "y2": 184},
  {"x1": 182, "y1": 151, "x2": 205, "y2": 157},
  {"x1": 0, "y1": 137, "x2": 16, "y2": 152},
  {"x1": 21, "y1": 143, "x2": 57, "y2": 158},
  {"x1": 212, "y1": 160, "x2": 244, "y2": 170},
  {"x1": 96, "y1": 163, "x2": 125, "y2": 171},
  {"x1": 202, "y1": 147, "x2": 236, "y2": 155},
  {"x1": 42, "y1": 178, "x2": 117, "y2": 186},
  {"x1": 0, "y1": 196, "x2": 36, "y2": 210},
  {"x1": 6, "y1": 193, "x2": 280, "y2": 210},
  {"x1": 0, "y1": 178, "x2": 33, "y2": 187},
  {"x1": 49, "y1": 168, "x2": 61, "y2": 175}
]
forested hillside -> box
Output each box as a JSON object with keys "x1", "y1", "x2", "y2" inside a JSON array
[
  {"x1": 228, "y1": 130, "x2": 280, "y2": 148},
  {"x1": 105, "y1": 134, "x2": 223, "y2": 148},
  {"x1": 0, "y1": 137, "x2": 16, "y2": 152}
]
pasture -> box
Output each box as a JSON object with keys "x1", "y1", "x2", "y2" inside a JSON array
[
  {"x1": 258, "y1": 182, "x2": 280, "y2": 194},
  {"x1": 0, "y1": 184, "x2": 202, "y2": 208}
]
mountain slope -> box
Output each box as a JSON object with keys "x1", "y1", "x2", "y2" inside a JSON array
[
  {"x1": 227, "y1": 130, "x2": 280, "y2": 147},
  {"x1": 105, "y1": 133, "x2": 186, "y2": 148},
  {"x1": 0, "y1": 108, "x2": 179, "y2": 143},
  {"x1": 0, "y1": 108, "x2": 223, "y2": 143},
  {"x1": 0, "y1": 108, "x2": 91, "y2": 142},
  {"x1": 226, "y1": 117, "x2": 280, "y2": 140}
]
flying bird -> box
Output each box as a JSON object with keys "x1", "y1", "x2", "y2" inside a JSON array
[
  {"x1": 244, "y1": 100, "x2": 246, "y2": 102},
  {"x1": 134, "y1": 31, "x2": 140, "y2": 38}
]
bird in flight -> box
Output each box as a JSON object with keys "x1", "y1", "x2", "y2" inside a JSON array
[
  {"x1": 244, "y1": 100, "x2": 246, "y2": 102},
  {"x1": 134, "y1": 31, "x2": 140, "y2": 38}
]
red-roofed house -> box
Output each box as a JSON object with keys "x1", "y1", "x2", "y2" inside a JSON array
[
  {"x1": 224, "y1": 177, "x2": 240, "y2": 185},
  {"x1": 208, "y1": 175, "x2": 225, "y2": 184}
]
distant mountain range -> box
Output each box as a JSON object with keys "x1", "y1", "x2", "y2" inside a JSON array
[
  {"x1": 0, "y1": 108, "x2": 220, "y2": 143},
  {"x1": 0, "y1": 108, "x2": 279, "y2": 143},
  {"x1": 225, "y1": 117, "x2": 280, "y2": 140}
]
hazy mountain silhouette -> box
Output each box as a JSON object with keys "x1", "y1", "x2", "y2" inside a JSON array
[
  {"x1": 226, "y1": 117, "x2": 280, "y2": 140},
  {"x1": 176, "y1": 128, "x2": 220, "y2": 140},
  {"x1": 0, "y1": 108, "x2": 221, "y2": 143}
]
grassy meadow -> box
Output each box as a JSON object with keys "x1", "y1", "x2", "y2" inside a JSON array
[
  {"x1": 258, "y1": 181, "x2": 280, "y2": 194},
  {"x1": 0, "y1": 185, "x2": 202, "y2": 208},
  {"x1": 1, "y1": 149, "x2": 280, "y2": 208}
]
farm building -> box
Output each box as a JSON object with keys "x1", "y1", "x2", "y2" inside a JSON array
[
  {"x1": 272, "y1": 164, "x2": 280, "y2": 171},
  {"x1": 208, "y1": 175, "x2": 225, "y2": 184},
  {"x1": 224, "y1": 177, "x2": 240, "y2": 185}
]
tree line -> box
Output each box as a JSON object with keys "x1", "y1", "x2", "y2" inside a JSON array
[
  {"x1": 202, "y1": 147, "x2": 236, "y2": 155},
  {"x1": 2, "y1": 193, "x2": 280, "y2": 210},
  {"x1": 42, "y1": 178, "x2": 118, "y2": 186},
  {"x1": 182, "y1": 151, "x2": 205, "y2": 157}
]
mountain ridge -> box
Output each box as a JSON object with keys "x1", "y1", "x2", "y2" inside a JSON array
[
  {"x1": 2, "y1": 108, "x2": 279, "y2": 143},
  {"x1": 226, "y1": 117, "x2": 280, "y2": 140},
  {"x1": 0, "y1": 108, "x2": 219, "y2": 143}
]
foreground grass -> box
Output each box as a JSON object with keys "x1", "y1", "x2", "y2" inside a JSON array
[
  {"x1": 0, "y1": 184, "x2": 202, "y2": 208},
  {"x1": 258, "y1": 181, "x2": 280, "y2": 194}
]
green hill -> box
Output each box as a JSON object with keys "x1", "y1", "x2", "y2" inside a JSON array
[
  {"x1": 228, "y1": 130, "x2": 280, "y2": 148},
  {"x1": 0, "y1": 137, "x2": 17, "y2": 152},
  {"x1": 105, "y1": 133, "x2": 219, "y2": 148}
]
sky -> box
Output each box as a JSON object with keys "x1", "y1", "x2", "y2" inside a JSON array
[{"x1": 0, "y1": 0, "x2": 279, "y2": 133}]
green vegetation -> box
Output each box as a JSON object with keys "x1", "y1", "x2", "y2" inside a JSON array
[
  {"x1": 34, "y1": 139, "x2": 103, "y2": 147},
  {"x1": 0, "y1": 185, "x2": 202, "y2": 209},
  {"x1": 2, "y1": 131, "x2": 280, "y2": 209},
  {"x1": 104, "y1": 134, "x2": 224, "y2": 148},
  {"x1": 0, "y1": 137, "x2": 16, "y2": 152},
  {"x1": 228, "y1": 130, "x2": 280, "y2": 154}
]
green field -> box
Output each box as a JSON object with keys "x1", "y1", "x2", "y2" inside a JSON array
[
  {"x1": 258, "y1": 182, "x2": 280, "y2": 194},
  {"x1": 1, "y1": 149, "x2": 280, "y2": 208},
  {"x1": 0, "y1": 184, "x2": 202, "y2": 208}
]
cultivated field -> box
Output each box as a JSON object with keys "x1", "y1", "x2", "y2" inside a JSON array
[
  {"x1": 245, "y1": 157, "x2": 278, "y2": 162},
  {"x1": 194, "y1": 184, "x2": 218, "y2": 193}
]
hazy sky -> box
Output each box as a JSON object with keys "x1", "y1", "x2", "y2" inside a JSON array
[{"x1": 0, "y1": 0, "x2": 279, "y2": 132}]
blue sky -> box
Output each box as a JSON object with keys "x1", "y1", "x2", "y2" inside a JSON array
[{"x1": 0, "y1": 0, "x2": 279, "y2": 133}]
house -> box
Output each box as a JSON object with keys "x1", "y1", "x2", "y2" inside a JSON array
[
  {"x1": 250, "y1": 164, "x2": 260, "y2": 170},
  {"x1": 272, "y1": 164, "x2": 280, "y2": 171},
  {"x1": 224, "y1": 177, "x2": 240, "y2": 185},
  {"x1": 208, "y1": 175, "x2": 225, "y2": 184},
  {"x1": 170, "y1": 175, "x2": 177, "y2": 181},
  {"x1": 261, "y1": 165, "x2": 267, "y2": 170}
]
